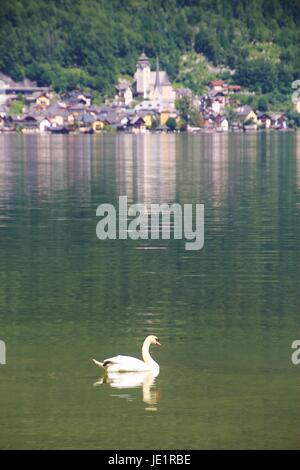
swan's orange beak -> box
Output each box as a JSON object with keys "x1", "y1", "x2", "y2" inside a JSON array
[{"x1": 156, "y1": 339, "x2": 161, "y2": 346}]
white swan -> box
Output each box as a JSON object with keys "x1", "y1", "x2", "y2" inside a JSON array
[{"x1": 92, "y1": 335, "x2": 161, "y2": 373}]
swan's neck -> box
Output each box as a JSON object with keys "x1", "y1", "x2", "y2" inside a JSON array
[{"x1": 142, "y1": 338, "x2": 158, "y2": 369}]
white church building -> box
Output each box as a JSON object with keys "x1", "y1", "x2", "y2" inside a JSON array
[{"x1": 133, "y1": 52, "x2": 176, "y2": 110}]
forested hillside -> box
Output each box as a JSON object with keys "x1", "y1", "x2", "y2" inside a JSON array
[{"x1": 0, "y1": 0, "x2": 299, "y2": 104}]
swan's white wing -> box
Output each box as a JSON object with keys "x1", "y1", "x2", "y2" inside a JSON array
[
  {"x1": 107, "y1": 371, "x2": 150, "y2": 388},
  {"x1": 103, "y1": 355, "x2": 151, "y2": 372}
]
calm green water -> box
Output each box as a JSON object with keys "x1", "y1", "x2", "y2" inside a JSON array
[{"x1": 0, "y1": 132, "x2": 299, "y2": 449}]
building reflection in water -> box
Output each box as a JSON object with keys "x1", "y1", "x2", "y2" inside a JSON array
[
  {"x1": 115, "y1": 134, "x2": 176, "y2": 206},
  {"x1": 0, "y1": 134, "x2": 93, "y2": 205},
  {"x1": 296, "y1": 131, "x2": 300, "y2": 191},
  {"x1": 2, "y1": 132, "x2": 298, "y2": 228},
  {"x1": 0, "y1": 134, "x2": 17, "y2": 212},
  {"x1": 208, "y1": 132, "x2": 229, "y2": 210}
]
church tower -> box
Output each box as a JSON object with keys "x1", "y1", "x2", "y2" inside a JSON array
[
  {"x1": 134, "y1": 51, "x2": 151, "y2": 98},
  {"x1": 152, "y1": 56, "x2": 162, "y2": 100}
]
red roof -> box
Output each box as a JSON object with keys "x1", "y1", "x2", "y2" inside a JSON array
[{"x1": 210, "y1": 80, "x2": 224, "y2": 87}]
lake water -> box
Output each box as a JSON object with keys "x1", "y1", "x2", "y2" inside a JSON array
[{"x1": 0, "y1": 132, "x2": 299, "y2": 449}]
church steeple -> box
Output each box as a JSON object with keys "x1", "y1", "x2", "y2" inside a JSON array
[
  {"x1": 135, "y1": 50, "x2": 151, "y2": 98},
  {"x1": 154, "y1": 56, "x2": 161, "y2": 92},
  {"x1": 136, "y1": 50, "x2": 150, "y2": 70}
]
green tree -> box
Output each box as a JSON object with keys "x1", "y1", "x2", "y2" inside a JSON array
[
  {"x1": 235, "y1": 59, "x2": 278, "y2": 94},
  {"x1": 226, "y1": 107, "x2": 238, "y2": 123},
  {"x1": 175, "y1": 96, "x2": 191, "y2": 119},
  {"x1": 9, "y1": 96, "x2": 24, "y2": 116},
  {"x1": 257, "y1": 96, "x2": 268, "y2": 112},
  {"x1": 166, "y1": 117, "x2": 177, "y2": 131}
]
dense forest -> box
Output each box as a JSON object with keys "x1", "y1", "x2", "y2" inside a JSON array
[{"x1": 0, "y1": 0, "x2": 299, "y2": 107}]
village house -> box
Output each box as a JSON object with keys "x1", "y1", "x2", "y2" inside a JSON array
[
  {"x1": 91, "y1": 107, "x2": 120, "y2": 126},
  {"x1": 16, "y1": 115, "x2": 39, "y2": 134},
  {"x1": 45, "y1": 104, "x2": 69, "y2": 127},
  {"x1": 209, "y1": 80, "x2": 241, "y2": 96},
  {"x1": 227, "y1": 85, "x2": 241, "y2": 94},
  {"x1": 236, "y1": 106, "x2": 257, "y2": 124},
  {"x1": 0, "y1": 114, "x2": 5, "y2": 129},
  {"x1": 114, "y1": 117, "x2": 129, "y2": 131},
  {"x1": 200, "y1": 112, "x2": 214, "y2": 129},
  {"x1": 270, "y1": 113, "x2": 288, "y2": 130},
  {"x1": 213, "y1": 91, "x2": 226, "y2": 106},
  {"x1": 25, "y1": 92, "x2": 50, "y2": 108},
  {"x1": 77, "y1": 93, "x2": 92, "y2": 107},
  {"x1": 60, "y1": 91, "x2": 92, "y2": 107},
  {"x1": 200, "y1": 92, "x2": 226, "y2": 116},
  {"x1": 0, "y1": 78, "x2": 10, "y2": 105},
  {"x1": 36, "y1": 93, "x2": 50, "y2": 108},
  {"x1": 257, "y1": 112, "x2": 272, "y2": 129},
  {"x1": 115, "y1": 81, "x2": 133, "y2": 106},
  {"x1": 199, "y1": 95, "x2": 211, "y2": 113},
  {"x1": 211, "y1": 99, "x2": 222, "y2": 115},
  {"x1": 39, "y1": 117, "x2": 51, "y2": 133},
  {"x1": 0, "y1": 113, "x2": 14, "y2": 130},
  {"x1": 92, "y1": 119, "x2": 107, "y2": 133},
  {"x1": 65, "y1": 109, "x2": 86, "y2": 126},
  {"x1": 128, "y1": 115, "x2": 147, "y2": 133},
  {"x1": 215, "y1": 114, "x2": 229, "y2": 132},
  {"x1": 75, "y1": 114, "x2": 93, "y2": 133},
  {"x1": 0, "y1": 104, "x2": 8, "y2": 115},
  {"x1": 209, "y1": 80, "x2": 224, "y2": 93},
  {"x1": 104, "y1": 109, "x2": 119, "y2": 126},
  {"x1": 159, "y1": 109, "x2": 178, "y2": 126},
  {"x1": 133, "y1": 111, "x2": 153, "y2": 128}
]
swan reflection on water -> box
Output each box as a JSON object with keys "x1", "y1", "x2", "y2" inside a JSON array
[{"x1": 94, "y1": 371, "x2": 160, "y2": 410}]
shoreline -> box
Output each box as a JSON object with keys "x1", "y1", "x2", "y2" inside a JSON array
[{"x1": 0, "y1": 127, "x2": 296, "y2": 136}]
